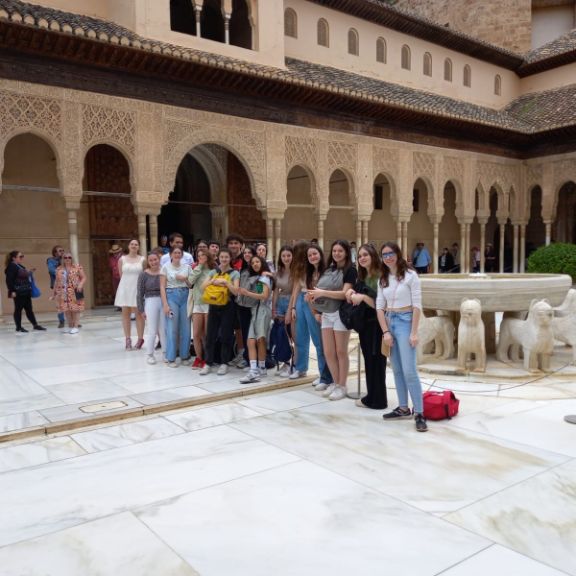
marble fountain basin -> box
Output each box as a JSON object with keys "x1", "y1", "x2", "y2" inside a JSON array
[{"x1": 420, "y1": 273, "x2": 573, "y2": 311}]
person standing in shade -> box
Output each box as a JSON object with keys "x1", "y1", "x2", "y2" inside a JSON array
[
  {"x1": 485, "y1": 243, "x2": 496, "y2": 273},
  {"x1": 51, "y1": 252, "x2": 86, "y2": 334},
  {"x1": 411, "y1": 242, "x2": 431, "y2": 274},
  {"x1": 137, "y1": 252, "x2": 164, "y2": 365},
  {"x1": 376, "y1": 242, "x2": 427, "y2": 432},
  {"x1": 438, "y1": 247, "x2": 455, "y2": 273},
  {"x1": 346, "y1": 243, "x2": 388, "y2": 410},
  {"x1": 4, "y1": 250, "x2": 46, "y2": 333},
  {"x1": 108, "y1": 244, "x2": 123, "y2": 309},
  {"x1": 451, "y1": 242, "x2": 460, "y2": 273},
  {"x1": 47, "y1": 245, "x2": 65, "y2": 328},
  {"x1": 160, "y1": 233, "x2": 194, "y2": 268},
  {"x1": 114, "y1": 239, "x2": 145, "y2": 350}
]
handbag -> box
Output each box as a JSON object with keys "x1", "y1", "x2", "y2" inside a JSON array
[
  {"x1": 202, "y1": 271, "x2": 231, "y2": 306},
  {"x1": 74, "y1": 290, "x2": 84, "y2": 300},
  {"x1": 30, "y1": 273, "x2": 41, "y2": 299},
  {"x1": 313, "y1": 268, "x2": 344, "y2": 313},
  {"x1": 236, "y1": 270, "x2": 260, "y2": 308},
  {"x1": 339, "y1": 281, "x2": 376, "y2": 332},
  {"x1": 423, "y1": 391, "x2": 460, "y2": 420}
]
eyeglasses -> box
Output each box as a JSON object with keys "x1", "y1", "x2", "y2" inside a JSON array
[
  {"x1": 17, "y1": 254, "x2": 24, "y2": 258},
  {"x1": 381, "y1": 252, "x2": 395, "y2": 259},
  {"x1": 63, "y1": 256, "x2": 73, "y2": 260}
]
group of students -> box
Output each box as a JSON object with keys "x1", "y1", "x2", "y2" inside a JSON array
[{"x1": 133, "y1": 233, "x2": 428, "y2": 433}]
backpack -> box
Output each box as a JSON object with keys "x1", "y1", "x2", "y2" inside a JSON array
[
  {"x1": 423, "y1": 391, "x2": 460, "y2": 421},
  {"x1": 236, "y1": 269, "x2": 260, "y2": 308},
  {"x1": 202, "y1": 271, "x2": 232, "y2": 306},
  {"x1": 338, "y1": 281, "x2": 376, "y2": 332},
  {"x1": 269, "y1": 319, "x2": 293, "y2": 365}
]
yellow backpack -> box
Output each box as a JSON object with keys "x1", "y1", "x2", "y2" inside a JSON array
[{"x1": 202, "y1": 271, "x2": 232, "y2": 306}]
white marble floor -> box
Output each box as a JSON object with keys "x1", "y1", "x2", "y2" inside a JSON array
[{"x1": 0, "y1": 315, "x2": 575, "y2": 575}]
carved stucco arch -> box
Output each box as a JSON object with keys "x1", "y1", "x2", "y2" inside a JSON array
[
  {"x1": 164, "y1": 128, "x2": 266, "y2": 210},
  {"x1": 189, "y1": 146, "x2": 227, "y2": 206},
  {"x1": 412, "y1": 175, "x2": 438, "y2": 220},
  {"x1": 440, "y1": 178, "x2": 464, "y2": 220},
  {"x1": 328, "y1": 166, "x2": 356, "y2": 206},
  {"x1": 373, "y1": 169, "x2": 399, "y2": 218},
  {"x1": 286, "y1": 162, "x2": 320, "y2": 211},
  {"x1": 487, "y1": 181, "x2": 509, "y2": 220}
]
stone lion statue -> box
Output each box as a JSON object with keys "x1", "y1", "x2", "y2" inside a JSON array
[
  {"x1": 552, "y1": 313, "x2": 576, "y2": 365},
  {"x1": 417, "y1": 312, "x2": 455, "y2": 363},
  {"x1": 553, "y1": 289, "x2": 576, "y2": 318},
  {"x1": 457, "y1": 298, "x2": 486, "y2": 372},
  {"x1": 497, "y1": 299, "x2": 554, "y2": 373}
]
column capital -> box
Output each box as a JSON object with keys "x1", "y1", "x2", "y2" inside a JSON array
[
  {"x1": 134, "y1": 202, "x2": 163, "y2": 217},
  {"x1": 63, "y1": 197, "x2": 82, "y2": 211}
]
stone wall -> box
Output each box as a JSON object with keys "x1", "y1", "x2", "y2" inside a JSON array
[{"x1": 395, "y1": 0, "x2": 532, "y2": 54}]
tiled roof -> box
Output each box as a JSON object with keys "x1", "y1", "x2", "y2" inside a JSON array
[
  {"x1": 524, "y1": 28, "x2": 576, "y2": 65},
  {"x1": 0, "y1": 0, "x2": 576, "y2": 136}
]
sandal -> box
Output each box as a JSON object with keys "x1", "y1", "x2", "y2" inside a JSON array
[{"x1": 125, "y1": 337, "x2": 132, "y2": 351}]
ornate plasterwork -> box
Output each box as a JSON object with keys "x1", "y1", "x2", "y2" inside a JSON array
[
  {"x1": 413, "y1": 151, "x2": 436, "y2": 183},
  {"x1": 82, "y1": 104, "x2": 136, "y2": 155},
  {"x1": 526, "y1": 163, "x2": 543, "y2": 190},
  {"x1": 478, "y1": 161, "x2": 516, "y2": 193},
  {"x1": 328, "y1": 141, "x2": 357, "y2": 176},
  {"x1": 372, "y1": 146, "x2": 399, "y2": 181},
  {"x1": 443, "y1": 156, "x2": 464, "y2": 187},
  {"x1": 285, "y1": 135, "x2": 318, "y2": 173},
  {"x1": 553, "y1": 159, "x2": 576, "y2": 189}
]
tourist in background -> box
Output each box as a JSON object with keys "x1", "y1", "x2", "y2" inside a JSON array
[
  {"x1": 377, "y1": 242, "x2": 427, "y2": 432},
  {"x1": 194, "y1": 239, "x2": 209, "y2": 261},
  {"x1": 485, "y1": 243, "x2": 496, "y2": 272},
  {"x1": 411, "y1": 242, "x2": 432, "y2": 274},
  {"x1": 438, "y1": 247, "x2": 455, "y2": 273},
  {"x1": 108, "y1": 244, "x2": 123, "y2": 309},
  {"x1": 4, "y1": 250, "x2": 46, "y2": 333},
  {"x1": 350, "y1": 241, "x2": 358, "y2": 265},
  {"x1": 239, "y1": 255, "x2": 273, "y2": 383},
  {"x1": 159, "y1": 235, "x2": 170, "y2": 255},
  {"x1": 451, "y1": 242, "x2": 460, "y2": 273},
  {"x1": 160, "y1": 246, "x2": 193, "y2": 368},
  {"x1": 272, "y1": 245, "x2": 294, "y2": 377},
  {"x1": 208, "y1": 240, "x2": 220, "y2": 261},
  {"x1": 51, "y1": 251, "x2": 86, "y2": 334},
  {"x1": 114, "y1": 239, "x2": 145, "y2": 350},
  {"x1": 160, "y1": 233, "x2": 194, "y2": 268},
  {"x1": 137, "y1": 252, "x2": 164, "y2": 364},
  {"x1": 346, "y1": 243, "x2": 387, "y2": 409},
  {"x1": 47, "y1": 245, "x2": 65, "y2": 328},
  {"x1": 200, "y1": 248, "x2": 240, "y2": 376},
  {"x1": 308, "y1": 239, "x2": 357, "y2": 401},
  {"x1": 189, "y1": 248, "x2": 217, "y2": 369},
  {"x1": 472, "y1": 246, "x2": 481, "y2": 273},
  {"x1": 256, "y1": 243, "x2": 276, "y2": 273}
]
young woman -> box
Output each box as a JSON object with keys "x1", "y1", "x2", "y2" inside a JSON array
[
  {"x1": 256, "y1": 243, "x2": 276, "y2": 273},
  {"x1": 47, "y1": 245, "x2": 65, "y2": 328},
  {"x1": 114, "y1": 239, "x2": 145, "y2": 350},
  {"x1": 51, "y1": 252, "x2": 86, "y2": 334},
  {"x1": 272, "y1": 245, "x2": 294, "y2": 377},
  {"x1": 4, "y1": 250, "x2": 45, "y2": 333},
  {"x1": 189, "y1": 248, "x2": 217, "y2": 369},
  {"x1": 308, "y1": 239, "x2": 357, "y2": 401},
  {"x1": 289, "y1": 243, "x2": 330, "y2": 385},
  {"x1": 238, "y1": 255, "x2": 272, "y2": 383},
  {"x1": 376, "y1": 242, "x2": 427, "y2": 432},
  {"x1": 194, "y1": 239, "x2": 209, "y2": 261},
  {"x1": 160, "y1": 246, "x2": 193, "y2": 368},
  {"x1": 232, "y1": 245, "x2": 255, "y2": 369},
  {"x1": 199, "y1": 248, "x2": 240, "y2": 376},
  {"x1": 345, "y1": 244, "x2": 388, "y2": 409},
  {"x1": 137, "y1": 252, "x2": 164, "y2": 364}
]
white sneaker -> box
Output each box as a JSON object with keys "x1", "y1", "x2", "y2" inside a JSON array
[
  {"x1": 259, "y1": 368, "x2": 267, "y2": 378},
  {"x1": 328, "y1": 386, "x2": 347, "y2": 401},
  {"x1": 175, "y1": 357, "x2": 182, "y2": 366},
  {"x1": 289, "y1": 370, "x2": 307, "y2": 380},
  {"x1": 199, "y1": 364, "x2": 211, "y2": 376},
  {"x1": 278, "y1": 364, "x2": 292, "y2": 378},
  {"x1": 239, "y1": 370, "x2": 260, "y2": 384},
  {"x1": 69, "y1": 327, "x2": 79, "y2": 335},
  {"x1": 314, "y1": 381, "x2": 329, "y2": 392},
  {"x1": 147, "y1": 355, "x2": 156, "y2": 365},
  {"x1": 322, "y1": 383, "x2": 337, "y2": 398},
  {"x1": 168, "y1": 361, "x2": 179, "y2": 368},
  {"x1": 312, "y1": 377, "x2": 321, "y2": 386},
  {"x1": 232, "y1": 351, "x2": 245, "y2": 367},
  {"x1": 181, "y1": 358, "x2": 191, "y2": 366},
  {"x1": 217, "y1": 364, "x2": 229, "y2": 376},
  {"x1": 62, "y1": 328, "x2": 71, "y2": 334}
]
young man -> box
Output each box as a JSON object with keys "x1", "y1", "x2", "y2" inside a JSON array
[
  {"x1": 226, "y1": 233, "x2": 245, "y2": 272},
  {"x1": 412, "y1": 242, "x2": 432, "y2": 274},
  {"x1": 208, "y1": 240, "x2": 221, "y2": 261},
  {"x1": 160, "y1": 233, "x2": 195, "y2": 267}
]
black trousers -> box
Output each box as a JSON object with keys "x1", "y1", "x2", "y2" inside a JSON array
[
  {"x1": 205, "y1": 301, "x2": 237, "y2": 366},
  {"x1": 359, "y1": 320, "x2": 388, "y2": 409},
  {"x1": 13, "y1": 294, "x2": 37, "y2": 330},
  {"x1": 237, "y1": 304, "x2": 252, "y2": 361}
]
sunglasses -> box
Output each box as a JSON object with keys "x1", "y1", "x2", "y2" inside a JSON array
[
  {"x1": 63, "y1": 256, "x2": 73, "y2": 260},
  {"x1": 381, "y1": 252, "x2": 395, "y2": 259}
]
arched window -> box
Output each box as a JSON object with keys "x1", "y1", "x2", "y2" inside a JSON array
[
  {"x1": 284, "y1": 8, "x2": 297, "y2": 38},
  {"x1": 317, "y1": 18, "x2": 329, "y2": 47},
  {"x1": 348, "y1": 28, "x2": 359, "y2": 56},
  {"x1": 170, "y1": 0, "x2": 196, "y2": 36},
  {"x1": 401, "y1": 45, "x2": 411, "y2": 70},
  {"x1": 230, "y1": 0, "x2": 252, "y2": 49},
  {"x1": 444, "y1": 58, "x2": 452, "y2": 81},
  {"x1": 463, "y1": 64, "x2": 472, "y2": 87},
  {"x1": 494, "y1": 74, "x2": 502, "y2": 96},
  {"x1": 376, "y1": 37, "x2": 387, "y2": 63},
  {"x1": 423, "y1": 52, "x2": 432, "y2": 76}
]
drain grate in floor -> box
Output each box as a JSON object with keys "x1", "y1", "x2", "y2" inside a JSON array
[{"x1": 79, "y1": 401, "x2": 128, "y2": 414}]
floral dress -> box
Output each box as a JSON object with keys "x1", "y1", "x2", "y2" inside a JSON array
[{"x1": 54, "y1": 265, "x2": 85, "y2": 312}]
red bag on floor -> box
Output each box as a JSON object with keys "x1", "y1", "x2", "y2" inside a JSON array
[{"x1": 423, "y1": 391, "x2": 460, "y2": 420}]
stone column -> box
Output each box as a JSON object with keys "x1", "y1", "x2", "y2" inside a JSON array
[
  {"x1": 520, "y1": 224, "x2": 526, "y2": 273},
  {"x1": 149, "y1": 214, "x2": 159, "y2": 250},
  {"x1": 402, "y1": 221, "x2": 408, "y2": 256},
  {"x1": 396, "y1": 220, "x2": 402, "y2": 249},
  {"x1": 499, "y1": 223, "x2": 505, "y2": 273},
  {"x1": 432, "y1": 222, "x2": 439, "y2": 274},
  {"x1": 465, "y1": 223, "x2": 472, "y2": 273},
  {"x1": 138, "y1": 213, "x2": 148, "y2": 253},
  {"x1": 545, "y1": 221, "x2": 552, "y2": 246},
  {"x1": 363, "y1": 221, "x2": 369, "y2": 244},
  {"x1": 460, "y1": 223, "x2": 466, "y2": 274},
  {"x1": 266, "y1": 218, "x2": 274, "y2": 259},
  {"x1": 65, "y1": 200, "x2": 81, "y2": 264},
  {"x1": 195, "y1": 6, "x2": 202, "y2": 36},
  {"x1": 479, "y1": 220, "x2": 487, "y2": 273},
  {"x1": 274, "y1": 219, "x2": 282, "y2": 262},
  {"x1": 317, "y1": 216, "x2": 325, "y2": 250},
  {"x1": 513, "y1": 224, "x2": 519, "y2": 273},
  {"x1": 356, "y1": 219, "x2": 362, "y2": 250},
  {"x1": 224, "y1": 15, "x2": 231, "y2": 44}
]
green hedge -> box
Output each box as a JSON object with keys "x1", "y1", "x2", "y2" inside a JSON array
[{"x1": 527, "y1": 243, "x2": 576, "y2": 281}]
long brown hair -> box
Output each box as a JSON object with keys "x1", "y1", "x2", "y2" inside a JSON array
[
  {"x1": 196, "y1": 248, "x2": 217, "y2": 270},
  {"x1": 357, "y1": 243, "x2": 382, "y2": 282},
  {"x1": 290, "y1": 240, "x2": 310, "y2": 283},
  {"x1": 4, "y1": 250, "x2": 19, "y2": 272},
  {"x1": 305, "y1": 244, "x2": 326, "y2": 289},
  {"x1": 380, "y1": 242, "x2": 410, "y2": 287}
]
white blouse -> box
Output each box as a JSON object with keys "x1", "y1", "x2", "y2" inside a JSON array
[{"x1": 376, "y1": 269, "x2": 422, "y2": 311}]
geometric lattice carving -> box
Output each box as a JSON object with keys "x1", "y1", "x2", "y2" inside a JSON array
[
  {"x1": 373, "y1": 146, "x2": 399, "y2": 179},
  {"x1": 328, "y1": 141, "x2": 357, "y2": 174},
  {"x1": 478, "y1": 161, "x2": 513, "y2": 193},
  {"x1": 82, "y1": 104, "x2": 135, "y2": 154},
  {"x1": 553, "y1": 159, "x2": 576, "y2": 189},
  {"x1": 444, "y1": 156, "x2": 464, "y2": 185},
  {"x1": 414, "y1": 151, "x2": 436, "y2": 180},
  {"x1": 165, "y1": 119, "x2": 201, "y2": 159},
  {"x1": 0, "y1": 90, "x2": 62, "y2": 140},
  {"x1": 286, "y1": 135, "x2": 318, "y2": 171},
  {"x1": 526, "y1": 163, "x2": 542, "y2": 189}
]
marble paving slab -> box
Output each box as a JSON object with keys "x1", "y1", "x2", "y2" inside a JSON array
[
  {"x1": 230, "y1": 399, "x2": 569, "y2": 513},
  {"x1": 0, "y1": 410, "x2": 49, "y2": 434},
  {"x1": 130, "y1": 385, "x2": 212, "y2": 406},
  {"x1": 136, "y1": 459, "x2": 490, "y2": 576},
  {"x1": 0, "y1": 512, "x2": 199, "y2": 576},
  {"x1": 439, "y1": 544, "x2": 567, "y2": 576},
  {"x1": 71, "y1": 417, "x2": 185, "y2": 453},
  {"x1": 238, "y1": 389, "x2": 328, "y2": 414},
  {"x1": 165, "y1": 402, "x2": 266, "y2": 431},
  {"x1": 38, "y1": 397, "x2": 144, "y2": 424},
  {"x1": 0, "y1": 425, "x2": 299, "y2": 547},
  {"x1": 45, "y1": 379, "x2": 134, "y2": 405},
  {"x1": 0, "y1": 436, "x2": 86, "y2": 473},
  {"x1": 445, "y1": 459, "x2": 576, "y2": 576}
]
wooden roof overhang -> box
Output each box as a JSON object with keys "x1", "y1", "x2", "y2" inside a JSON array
[{"x1": 1, "y1": 19, "x2": 576, "y2": 160}]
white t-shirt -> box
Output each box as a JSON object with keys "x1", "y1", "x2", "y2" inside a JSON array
[
  {"x1": 160, "y1": 251, "x2": 194, "y2": 268},
  {"x1": 376, "y1": 269, "x2": 422, "y2": 311},
  {"x1": 160, "y1": 262, "x2": 192, "y2": 289}
]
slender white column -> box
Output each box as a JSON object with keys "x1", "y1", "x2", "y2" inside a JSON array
[
  {"x1": 520, "y1": 225, "x2": 526, "y2": 273},
  {"x1": 499, "y1": 223, "x2": 505, "y2": 273},
  {"x1": 138, "y1": 214, "x2": 148, "y2": 254},
  {"x1": 480, "y1": 222, "x2": 486, "y2": 274},
  {"x1": 460, "y1": 223, "x2": 466, "y2": 274},
  {"x1": 356, "y1": 219, "x2": 362, "y2": 250},
  {"x1": 465, "y1": 223, "x2": 471, "y2": 273},
  {"x1": 224, "y1": 15, "x2": 231, "y2": 44},
  {"x1": 396, "y1": 220, "x2": 402, "y2": 249},
  {"x1": 317, "y1": 218, "x2": 325, "y2": 250},
  {"x1": 545, "y1": 222, "x2": 552, "y2": 246},
  {"x1": 68, "y1": 210, "x2": 79, "y2": 264},
  {"x1": 274, "y1": 219, "x2": 282, "y2": 262},
  {"x1": 402, "y1": 221, "x2": 408, "y2": 256},
  {"x1": 195, "y1": 8, "x2": 202, "y2": 37},
  {"x1": 432, "y1": 222, "x2": 439, "y2": 274},
  {"x1": 149, "y1": 215, "x2": 159, "y2": 251},
  {"x1": 266, "y1": 218, "x2": 274, "y2": 260},
  {"x1": 513, "y1": 224, "x2": 519, "y2": 273}
]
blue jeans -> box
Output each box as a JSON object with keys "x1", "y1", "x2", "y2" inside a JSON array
[
  {"x1": 165, "y1": 288, "x2": 191, "y2": 362},
  {"x1": 387, "y1": 311, "x2": 423, "y2": 414},
  {"x1": 294, "y1": 292, "x2": 328, "y2": 380},
  {"x1": 276, "y1": 295, "x2": 289, "y2": 317}
]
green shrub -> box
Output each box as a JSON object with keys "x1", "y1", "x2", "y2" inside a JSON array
[{"x1": 527, "y1": 243, "x2": 576, "y2": 282}]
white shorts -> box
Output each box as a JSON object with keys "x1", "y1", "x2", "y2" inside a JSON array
[
  {"x1": 321, "y1": 309, "x2": 348, "y2": 332},
  {"x1": 192, "y1": 302, "x2": 209, "y2": 314}
]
